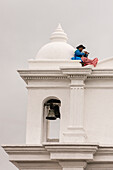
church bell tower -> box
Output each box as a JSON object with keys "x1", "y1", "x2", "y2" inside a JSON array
[
  {"x1": 18, "y1": 24, "x2": 89, "y2": 145},
  {"x1": 3, "y1": 24, "x2": 113, "y2": 170}
]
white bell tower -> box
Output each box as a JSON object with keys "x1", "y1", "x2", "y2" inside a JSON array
[
  {"x1": 18, "y1": 24, "x2": 89, "y2": 145},
  {"x1": 3, "y1": 24, "x2": 113, "y2": 170}
]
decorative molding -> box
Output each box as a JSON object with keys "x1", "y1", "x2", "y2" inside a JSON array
[
  {"x1": 18, "y1": 69, "x2": 62, "y2": 74},
  {"x1": 25, "y1": 81, "x2": 113, "y2": 89},
  {"x1": 68, "y1": 74, "x2": 87, "y2": 81},
  {"x1": 26, "y1": 85, "x2": 69, "y2": 89},
  {"x1": 21, "y1": 75, "x2": 67, "y2": 84},
  {"x1": 93, "y1": 146, "x2": 113, "y2": 163},
  {"x1": 87, "y1": 163, "x2": 113, "y2": 170},
  {"x1": 70, "y1": 86, "x2": 84, "y2": 89},
  {"x1": 24, "y1": 76, "x2": 67, "y2": 80},
  {"x1": 3, "y1": 144, "x2": 113, "y2": 169},
  {"x1": 85, "y1": 85, "x2": 113, "y2": 89},
  {"x1": 18, "y1": 68, "x2": 113, "y2": 85},
  {"x1": 87, "y1": 75, "x2": 113, "y2": 80},
  {"x1": 18, "y1": 162, "x2": 61, "y2": 170}
]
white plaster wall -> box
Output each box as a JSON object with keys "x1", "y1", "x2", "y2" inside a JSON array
[
  {"x1": 26, "y1": 74, "x2": 113, "y2": 145},
  {"x1": 84, "y1": 79, "x2": 113, "y2": 145},
  {"x1": 26, "y1": 79, "x2": 70, "y2": 144}
]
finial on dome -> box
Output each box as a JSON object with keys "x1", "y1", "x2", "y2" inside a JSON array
[
  {"x1": 50, "y1": 24, "x2": 68, "y2": 43},
  {"x1": 57, "y1": 23, "x2": 62, "y2": 30}
]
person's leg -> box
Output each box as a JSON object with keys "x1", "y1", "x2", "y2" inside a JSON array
[
  {"x1": 81, "y1": 57, "x2": 98, "y2": 67},
  {"x1": 91, "y1": 58, "x2": 98, "y2": 67}
]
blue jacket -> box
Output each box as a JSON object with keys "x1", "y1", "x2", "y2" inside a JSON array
[{"x1": 71, "y1": 49, "x2": 87, "y2": 61}]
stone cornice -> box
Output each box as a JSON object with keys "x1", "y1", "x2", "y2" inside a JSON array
[
  {"x1": 87, "y1": 75, "x2": 113, "y2": 80},
  {"x1": 87, "y1": 68, "x2": 113, "y2": 79},
  {"x1": 18, "y1": 68, "x2": 113, "y2": 84},
  {"x1": 44, "y1": 143, "x2": 98, "y2": 153},
  {"x1": 93, "y1": 146, "x2": 113, "y2": 163},
  {"x1": 27, "y1": 85, "x2": 69, "y2": 89},
  {"x1": 85, "y1": 85, "x2": 113, "y2": 89},
  {"x1": 17, "y1": 70, "x2": 67, "y2": 84},
  {"x1": 2, "y1": 145, "x2": 46, "y2": 154},
  {"x1": 2, "y1": 143, "x2": 98, "y2": 162},
  {"x1": 23, "y1": 75, "x2": 67, "y2": 84},
  {"x1": 3, "y1": 144, "x2": 113, "y2": 163}
]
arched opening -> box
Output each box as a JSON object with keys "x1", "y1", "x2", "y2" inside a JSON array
[{"x1": 43, "y1": 97, "x2": 61, "y2": 142}]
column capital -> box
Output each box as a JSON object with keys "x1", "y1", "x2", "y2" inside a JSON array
[
  {"x1": 60, "y1": 67, "x2": 92, "y2": 87},
  {"x1": 60, "y1": 67, "x2": 92, "y2": 78}
]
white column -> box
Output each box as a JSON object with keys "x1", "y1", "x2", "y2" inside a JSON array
[
  {"x1": 59, "y1": 161, "x2": 87, "y2": 170},
  {"x1": 63, "y1": 75, "x2": 87, "y2": 142},
  {"x1": 69, "y1": 86, "x2": 84, "y2": 127}
]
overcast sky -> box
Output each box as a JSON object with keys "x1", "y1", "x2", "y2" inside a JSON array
[{"x1": 0, "y1": 0, "x2": 113, "y2": 169}]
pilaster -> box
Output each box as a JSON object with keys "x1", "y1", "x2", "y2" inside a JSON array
[{"x1": 60, "y1": 67, "x2": 92, "y2": 143}]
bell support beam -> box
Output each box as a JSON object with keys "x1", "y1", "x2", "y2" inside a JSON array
[{"x1": 60, "y1": 67, "x2": 92, "y2": 143}]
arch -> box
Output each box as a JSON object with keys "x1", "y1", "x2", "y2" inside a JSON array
[
  {"x1": 42, "y1": 96, "x2": 61, "y2": 106},
  {"x1": 42, "y1": 96, "x2": 61, "y2": 142}
]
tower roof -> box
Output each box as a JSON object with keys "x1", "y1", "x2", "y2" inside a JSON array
[{"x1": 35, "y1": 24, "x2": 75, "y2": 60}]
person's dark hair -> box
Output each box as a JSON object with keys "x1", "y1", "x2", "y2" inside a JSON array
[{"x1": 76, "y1": 45, "x2": 86, "y2": 49}]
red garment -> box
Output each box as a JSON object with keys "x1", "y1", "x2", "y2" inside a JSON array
[{"x1": 81, "y1": 56, "x2": 98, "y2": 67}]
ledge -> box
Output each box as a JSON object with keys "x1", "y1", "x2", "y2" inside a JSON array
[
  {"x1": 18, "y1": 67, "x2": 113, "y2": 85},
  {"x1": 2, "y1": 144, "x2": 113, "y2": 164},
  {"x1": 28, "y1": 59, "x2": 81, "y2": 70}
]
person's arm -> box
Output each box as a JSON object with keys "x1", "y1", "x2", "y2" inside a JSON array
[
  {"x1": 84, "y1": 53, "x2": 88, "y2": 57},
  {"x1": 84, "y1": 51, "x2": 89, "y2": 57},
  {"x1": 75, "y1": 50, "x2": 85, "y2": 57}
]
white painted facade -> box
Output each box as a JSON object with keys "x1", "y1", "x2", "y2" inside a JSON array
[{"x1": 3, "y1": 24, "x2": 113, "y2": 170}]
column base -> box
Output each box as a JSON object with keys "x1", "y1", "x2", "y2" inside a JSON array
[{"x1": 63, "y1": 127, "x2": 87, "y2": 143}]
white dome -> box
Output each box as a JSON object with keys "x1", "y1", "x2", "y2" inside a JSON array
[
  {"x1": 35, "y1": 24, "x2": 75, "y2": 60},
  {"x1": 36, "y1": 42, "x2": 75, "y2": 60}
]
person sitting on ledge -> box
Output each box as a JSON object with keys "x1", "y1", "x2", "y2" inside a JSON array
[{"x1": 71, "y1": 44, "x2": 98, "y2": 67}]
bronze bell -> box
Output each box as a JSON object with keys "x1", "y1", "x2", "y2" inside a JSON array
[
  {"x1": 54, "y1": 105, "x2": 60, "y2": 119},
  {"x1": 46, "y1": 109, "x2": 56, "y2": 120}
]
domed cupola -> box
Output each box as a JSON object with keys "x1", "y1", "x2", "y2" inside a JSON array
[{"x1": 35, "y1": 24, "x2": 75, "y2": 60}]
